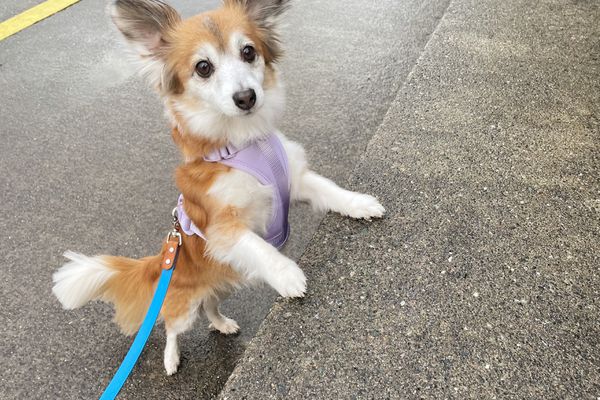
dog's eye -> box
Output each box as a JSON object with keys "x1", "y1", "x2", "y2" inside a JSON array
[
  {"x1": 241, "y1": 45, "x2": 256, "y2": 63},
  {"x1": 195, "y1": 60, "x2": 213, "y2": 78}
]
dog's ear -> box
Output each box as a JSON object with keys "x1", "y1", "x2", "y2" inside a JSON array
[
  {"x1": 110, "y1": 0, "x2": 183, "y2": 94},
  {"x1": 226, "y1": 0, "x2": 291, "y2": 63},
  {"x1": 111, "y1": 0, "x2": 180, "y2": 53}
]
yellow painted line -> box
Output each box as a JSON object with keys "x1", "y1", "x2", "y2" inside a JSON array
[{"x1": 0, "y1": 0, "x2": 81, "y2": 41}]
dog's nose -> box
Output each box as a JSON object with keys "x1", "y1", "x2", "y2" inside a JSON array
[{"x1": 233, "y1": 89, "x2": 256, "y2": 111}]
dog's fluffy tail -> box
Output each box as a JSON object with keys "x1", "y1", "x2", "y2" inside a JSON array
[{"x1": 52, "y1": 251, "x2": 162, "y2": 335}]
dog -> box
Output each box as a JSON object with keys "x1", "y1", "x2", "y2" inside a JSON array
[{"x1": 52, "y1": 0, "x2": 384, "y2": 375}]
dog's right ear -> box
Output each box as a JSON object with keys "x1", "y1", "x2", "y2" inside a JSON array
[{"x1": 110, "y1": 0, "x2": 183, "y2": 93}]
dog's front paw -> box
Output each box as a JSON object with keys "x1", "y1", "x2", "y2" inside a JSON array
[
  {"x1": 345, "y1": 193, "x2": 385, "y2": 220},
  {"x1": 269, "y1": 260, "x2": 306, "y2": 298},
  {"x1": 209, "y1": 317, "x2": 240, "y2": 335}
]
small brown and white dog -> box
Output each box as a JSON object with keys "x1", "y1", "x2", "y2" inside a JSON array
[{"x1": 52, "y1": 0, "x2": 384, "y2": 375}]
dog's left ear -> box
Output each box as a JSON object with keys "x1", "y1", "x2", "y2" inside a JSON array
[{"x1": 226, "y1": 0, "x2": 291, "y2": 63}]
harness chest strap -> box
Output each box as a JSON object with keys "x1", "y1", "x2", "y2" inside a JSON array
[{"x1": 177, "y1": 134, "x2": 291, "y2": 249}]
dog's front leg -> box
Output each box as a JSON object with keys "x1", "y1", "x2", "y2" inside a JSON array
[
  {"x1": 205, "y1": 227, "x2": 306, "y2": 298},
  {"x1": 296, "y1": 171, "x2": 385, "y2": 220},
  {"x1": 177, "y1": 163, "x2": 306, "y2": 298},
  {"x1": 280, "y1": 134, "x2": 385, "y2": 220}
]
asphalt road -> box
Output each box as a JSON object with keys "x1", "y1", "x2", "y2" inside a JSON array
[{"x1": 0, "y1": 0, "x2": 449, "y2": 398}]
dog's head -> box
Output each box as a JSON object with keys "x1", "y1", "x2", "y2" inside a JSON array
[{"x1": 111, "y1": 0, "x2": 289, "y2": 146}]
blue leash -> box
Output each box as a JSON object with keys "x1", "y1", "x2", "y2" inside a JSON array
[{"x1": 99, "y1": 223, "x2": 182, "y2": 400}]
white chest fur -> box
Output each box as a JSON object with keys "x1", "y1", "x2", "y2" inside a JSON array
[{"x1": 207, "y1": 168, "x2": 273, "y2": 236}]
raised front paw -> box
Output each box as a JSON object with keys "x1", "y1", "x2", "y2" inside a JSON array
[
  {"x1": 345, "y1": 193, "x2": 385, "y2": 220},
  {"x1": 269, "y1": 260, "x2": 307, "y2": 298}
]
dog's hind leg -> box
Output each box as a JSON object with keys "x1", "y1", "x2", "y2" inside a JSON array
[
  {"x1": 162, "y1": 303, "x2": 199, "y2": 376},
  {"x1": 203, "y1": 294, "x2": 239, "y2": 335}
]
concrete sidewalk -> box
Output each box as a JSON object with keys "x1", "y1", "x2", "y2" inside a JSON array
[{"x1": 219, "y1": 0, "x2": 600, "y2": 398}]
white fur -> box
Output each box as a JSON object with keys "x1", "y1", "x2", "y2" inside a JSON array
[
  {"x1": 278, "y1": 132, "x2": 386, "y2": 219},
  {"x1": 174, "y1": 33, "x2": 285, "y2": 147},
  {"x1": 173, "y1": 79, "x2": 285, "y2": 148},
  {"x1": 204, "y1": 296, "x2": 239, "y2": 334},
  {"x1": 189, "y1": 34, "x2": 266, "y2": 117},
  {"x1": 123, "y1": 43, "x2": 166, "y2": 91},
  {"x1": 163, "y1": 300, "x2": 201, "y2": 375},
  {"x1": 163, "y1": 294, "x2": 239, "y2": 375},
  {"x1": 163, "y1": 331, "x2": 180, "y2": 375},
  {"x1": 208, "y1": 168, "x2": 273, "y2": 235},
  {"x1": 206, "y1": 230, "x2": 306, "y2": 297},
  {"x1": 52, "y1": 252, "x2": 115, "y2": 309},
  {"x1": 296, "y1": 171, "x2": 385, "y2": 219}
]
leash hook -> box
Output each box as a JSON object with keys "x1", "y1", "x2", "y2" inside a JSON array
[{"x1": 168, "y1": 207, "x2": 182, "y2": 245}]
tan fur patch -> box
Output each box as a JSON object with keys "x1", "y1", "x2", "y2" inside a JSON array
[
  {"x1": 100, "y1": 233, "x2": 239, "y2": 335},
  {"x1": 170, "y1": 125, "x2": 226, "y2": 161}
]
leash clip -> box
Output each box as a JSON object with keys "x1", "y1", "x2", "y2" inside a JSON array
[
  {"x1": 167, "y1": 230, "x2": 182, "y2": 246},
  {"x1": 168, "y1": 207, "x2": 182, "y2": 245}
]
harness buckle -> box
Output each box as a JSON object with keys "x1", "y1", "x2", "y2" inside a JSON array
[{"x1": 221, "y1": 145, "x2": 236, "y2": 160}]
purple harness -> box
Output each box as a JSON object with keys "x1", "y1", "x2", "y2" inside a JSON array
[{"x1": 177, "y1": 134, "x2": 290, "y2": 249}]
